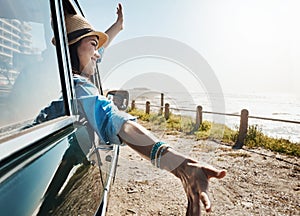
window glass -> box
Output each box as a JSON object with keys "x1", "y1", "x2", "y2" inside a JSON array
[{"x1": 0, "y1": 0, "x2": 64, "y2": 138}]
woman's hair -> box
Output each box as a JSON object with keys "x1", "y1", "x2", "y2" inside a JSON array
[{"x1": 69, "y1": 41, "x2": 81, "y2": 75}]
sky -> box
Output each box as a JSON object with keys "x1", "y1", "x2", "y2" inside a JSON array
[{"x1": 80, "y1": 0, "x2": 300, "y2": 98}]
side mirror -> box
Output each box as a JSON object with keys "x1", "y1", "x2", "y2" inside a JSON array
[{"x1": 106, "y1": 90, "x2": 129, "y2": 111}]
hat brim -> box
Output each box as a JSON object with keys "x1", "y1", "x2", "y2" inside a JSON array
[
  {"x1": 52, "y1": 31, "x2": 108, "y2": 50},
  {"x1": 68, "y1": 31, "x2": 108, "y2": 50}
]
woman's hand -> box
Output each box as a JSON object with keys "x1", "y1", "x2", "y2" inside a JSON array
[
  {"x1": 174, "y1": 158, "x2": 226, "y2": 215},
  {"x1": 119, "y1": 122, "x2": 226, "y2": 215},
  {"x1": 115, "y1": 3, "x2": 123, "y2": 30}
]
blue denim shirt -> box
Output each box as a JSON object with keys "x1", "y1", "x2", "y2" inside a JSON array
[
  {"x1": 73, "y1": 75, "x2": 134, "y2": 144},
  {"x1": 34, "y1": 75, "x2": 134, "y2": 144}
]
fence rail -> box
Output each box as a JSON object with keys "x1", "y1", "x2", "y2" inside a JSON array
[{"x1": 131, "y1": 99, "x2": 300, "y2": 149}]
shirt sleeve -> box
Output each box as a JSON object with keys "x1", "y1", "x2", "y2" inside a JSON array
[
  {"x1": 77, "y1": 95, "x2": 135, "y2": 144},
  {"x1": 74, "y1": 75, "x2": 135, "y2": 144}
]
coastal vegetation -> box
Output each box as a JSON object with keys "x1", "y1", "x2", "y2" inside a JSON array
[{"x1": 128, "y1": 108, "x2": 300, "y2": 157}]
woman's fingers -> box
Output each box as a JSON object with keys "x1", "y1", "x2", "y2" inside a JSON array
[
  {"x1": 187, "y1": 192, "x2": 211, "y2": 215},
  {"x1": 186, "y1": 194, "x2": 201, "y2": 216},
  {"x1": 187, "y1": 162, "x2": 226, "y2": 179},
  {"x1": 203, "y1": 167, "x2": 226, "y2": 179},
  {"x1": 200, "y1": 192, "x2": 211, "y2": 213},
  {"x1": 186, "y1": 196, "x2": 193, "y2": 215},
  {"x1": 117, "y1": 3, "x2": 123, "y2": 14}
]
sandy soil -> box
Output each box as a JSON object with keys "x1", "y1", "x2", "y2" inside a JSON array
[{"x1": 106, "y1": 123, "x2": 300, "y2": 216}]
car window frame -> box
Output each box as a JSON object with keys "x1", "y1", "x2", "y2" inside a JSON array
[{"x1": 0, "y1": 0, "x2": 78, "y2": 161}]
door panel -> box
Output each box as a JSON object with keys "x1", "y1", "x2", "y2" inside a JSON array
[{"x1": 0, "y1": 126, "x2": 106, "y2": 216}]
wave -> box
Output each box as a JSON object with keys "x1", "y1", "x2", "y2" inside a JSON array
[{"x1": 272, "y1": 112, "x2": 291, "y2": 116}]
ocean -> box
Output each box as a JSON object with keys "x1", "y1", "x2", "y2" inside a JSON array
[{"x1": 130, "y1": 91, "x2": 300, "y2": 143}]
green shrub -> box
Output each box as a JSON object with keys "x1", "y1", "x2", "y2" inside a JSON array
[
  {"x1": 194, "y1": 121, "x2": 237, "y2": 143},
  {"x1": 244, "y1": 125, "x2": 265, "y2": 148},
  {"x1": 199, "y1": 120, "x2": 211, "y2": 131},
  {"x1": 164, "y1": 113, "x2": 194, "y2": 132},
  {"x1": 244, "y1": 124, "x2": 300, "y2": 157}
]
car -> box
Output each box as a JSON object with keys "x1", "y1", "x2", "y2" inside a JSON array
[{"x1": 0, "y1": 0, "x2": 127, "y2": 215}]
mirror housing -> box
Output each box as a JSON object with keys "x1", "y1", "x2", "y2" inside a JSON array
[{"x1": 106, "y1": 90, "x2": 129, "y2": 111}]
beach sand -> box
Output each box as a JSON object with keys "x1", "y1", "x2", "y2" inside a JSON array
[{"x1": 106, "y1": 121, "x2": 300, "y2": 216}]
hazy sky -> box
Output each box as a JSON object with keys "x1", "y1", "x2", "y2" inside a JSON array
[{"x1": 81, "y1": 0, "x2": 300, "y2": 98}]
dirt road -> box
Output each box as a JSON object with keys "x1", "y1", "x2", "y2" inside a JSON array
[{"x1": 106, "y1": 128, "x2": 300, "y2": 216}]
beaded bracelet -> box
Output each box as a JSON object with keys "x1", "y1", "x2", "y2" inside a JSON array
[
  {"x1": 150, "y1": 141, "x2": 165, "y2": 166},
  {"x1": 156, "y1": 145, "x2": 170, "y2": 168},
  {"x1": 155, "y1": 144, "x2": 169, "y2": 167}
]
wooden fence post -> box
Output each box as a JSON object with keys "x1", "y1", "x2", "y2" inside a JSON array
[
  {"x1": 195, "y1": 105, "x2": 203, "y2": 130},
  {"x1": 145, "y1": 101, "x2": 150, "y2": 114},
  {"x1": 233, "y1": 109, "x2": 249, "y2": 149},
  {"x1": 164, "y1": 103, "x2": 170, "y2": 120},
  {"x1": 131, "y1": 100, "x2": 135, "y2": 110},
  {"x1": 160, "y1": 93, "x2": 164, "y2": 115}
]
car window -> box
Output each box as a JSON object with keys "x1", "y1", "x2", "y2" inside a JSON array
[{"x1": 0, "y1": 0, "x2": 65, "y2": 139}]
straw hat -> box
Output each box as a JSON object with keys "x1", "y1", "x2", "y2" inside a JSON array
[{"x1": 52, "y1": 14, "x2": 108, "y2": 50}]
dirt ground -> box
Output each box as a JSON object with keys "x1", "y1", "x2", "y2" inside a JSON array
[{"x1": 106, "y1": 123, "x2": 300, "y2": 216}]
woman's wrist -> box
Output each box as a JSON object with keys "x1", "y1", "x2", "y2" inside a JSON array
[
  {"x1": 114, "y1": 19, "x2": 123, "y2": 31},
  {"x1": 158, "y1": 147, "x2": 190, "y2": 177}
]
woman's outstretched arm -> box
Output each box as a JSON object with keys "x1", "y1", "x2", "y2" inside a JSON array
[
  {"x1": 118, "y1": 120, "x2": 226, "y2": 215},
  {"x1": 103, "y1": 3, "x2": 123, "y2": 48}
]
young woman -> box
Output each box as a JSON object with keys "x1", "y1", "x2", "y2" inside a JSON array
[{"x1": 62, "y1": 5, "x2": 227, "y2": 215}]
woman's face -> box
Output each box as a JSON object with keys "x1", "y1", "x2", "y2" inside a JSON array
[{"x1": 77, "y1": 35, "x2": 101, "y2": 76}]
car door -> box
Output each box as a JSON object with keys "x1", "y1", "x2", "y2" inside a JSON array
[{"x1": 0, "y1": 0, "x2": 118, "y2": 215}]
